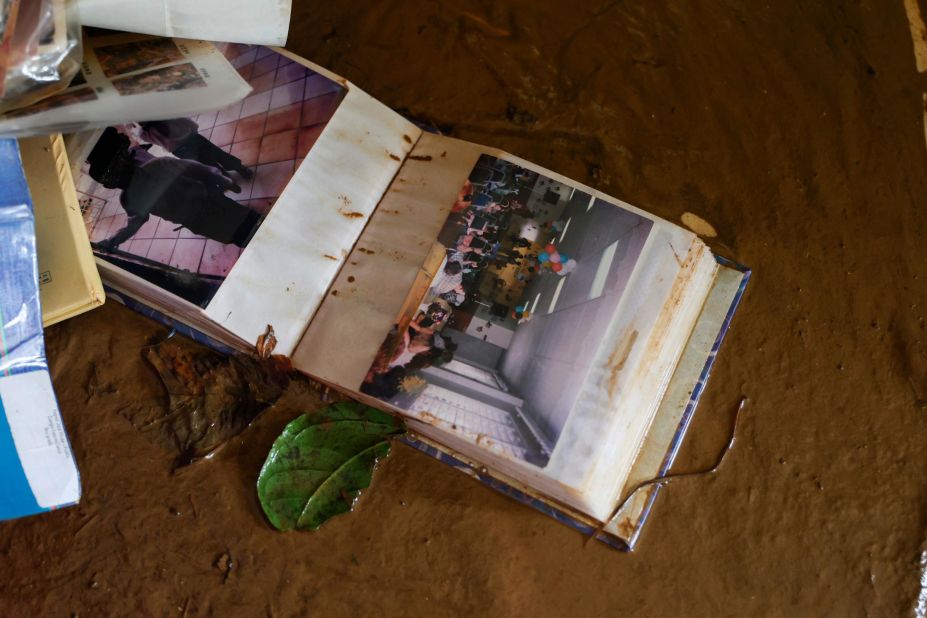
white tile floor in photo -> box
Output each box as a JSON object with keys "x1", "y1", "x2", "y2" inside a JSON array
[{"x1": 410, "y1": 384, "x2": 535, "y2": 461}]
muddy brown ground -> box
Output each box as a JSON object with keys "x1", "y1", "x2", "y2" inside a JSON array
[{"x1": 2, "y1": 1, "x2": 926, "y2": 616}]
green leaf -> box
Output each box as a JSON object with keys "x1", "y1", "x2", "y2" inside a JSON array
[{"x1": 257, "y1": 402, "x2": 404, "y2": 531}]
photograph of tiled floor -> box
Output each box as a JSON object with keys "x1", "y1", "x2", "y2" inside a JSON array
[
  {"x1": 409, "y1": 383, "x2": 538, "y2": 461},
  {"x1": 79, "y1": 44, "x2": 345, "y2": 279}
]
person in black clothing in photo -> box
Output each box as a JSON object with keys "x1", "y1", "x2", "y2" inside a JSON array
[
  {"x1": 137, "y1": 118, "x2": 254, "y2": 179},
  {"x1": 89, "y1": 127, "x2": 261, "y2": 251}
]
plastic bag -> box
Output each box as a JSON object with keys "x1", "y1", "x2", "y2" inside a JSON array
[
  {"x1": 0, "y1": 0, "x2": 82, "y2": 115},
  {"x1": 0, "y1": 141, "x2": 45, "y2": 377}
]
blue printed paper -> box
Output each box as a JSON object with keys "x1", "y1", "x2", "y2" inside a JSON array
[{"x1": 0, "y1": 139, "x2": 80, "y2": 520}]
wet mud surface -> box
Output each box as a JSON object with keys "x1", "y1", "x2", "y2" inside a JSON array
[{"x1": 1, "y1": 1, "x2": 926, "y2": 615}]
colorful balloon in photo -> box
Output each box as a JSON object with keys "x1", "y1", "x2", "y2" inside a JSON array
[
  {"x1": 559, "y1": 259, "x2": 577, "y2": 275},
  {"x1": 550, "y1": 252, "x2": 561, "y2": 263},
  {"x1": 545, "y1": 244, "x2": 556, "y2": 254},
  {"x1": 551, "y1": 262, "x2": 563, "y2": 272},
  {"x1": 538, "y1": 252, "x2": 550, "y2": 263}
]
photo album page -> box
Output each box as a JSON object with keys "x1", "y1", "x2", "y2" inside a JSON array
[
  {"x1": 293, "y1": 132, "x2": 719, "y2": 522},
  {"x1": 76, "y1": 44, "x2": 421, "y2": 354}
]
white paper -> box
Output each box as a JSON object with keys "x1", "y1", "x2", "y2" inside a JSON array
[
  {"x1": 204, "y1": 83, "x2": 421, "y2": 356},
  {"x1": 0, "y1": 370, "x2": 80, "y2": 509},
  {"x1": 0, "y1": 34, "x2": 251, "y2": 137},
  {"x1": 77, "y1": 0, "x2": 292, "y2": 46}
]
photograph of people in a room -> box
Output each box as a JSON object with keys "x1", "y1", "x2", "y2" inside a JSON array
[
  {"x1": 77, "y1": 45, "x2": 346, "y2": 307},
  {"x1": 362, "y1": 154, "x2": 655, "y2": 467}
]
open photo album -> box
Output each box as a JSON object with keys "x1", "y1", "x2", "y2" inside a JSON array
[{"x1": 70, "y1": 42, "x2": 749, "y2": 549}]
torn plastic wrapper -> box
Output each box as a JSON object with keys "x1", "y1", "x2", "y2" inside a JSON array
[
  {"x1": 76, "y1": 0, "x2": 292, "y2": 46},
  {"x1": 0, "y1": 0, "x2": 82, "y2": 114},
  {"x1": 0, "y1": 138, "x2": 80, "y2": 520}
]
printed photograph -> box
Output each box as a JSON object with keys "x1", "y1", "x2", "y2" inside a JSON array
[
  {"x1": 77, "y1": 45, "x2": 346, "y2": 307},
  {"x1": 111, "y1": 63, "x2": 207, "y2": 95},
  {"x1": 362, "y1": 155, "x2": 654, "y2": 466},
  {"x1": 95, "y1": 38, "x2": 185, "y2": 78}
]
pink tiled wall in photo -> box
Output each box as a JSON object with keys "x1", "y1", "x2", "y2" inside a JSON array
[{"x1": 79, "y1": 45, "x2": 345, "y2": 280}]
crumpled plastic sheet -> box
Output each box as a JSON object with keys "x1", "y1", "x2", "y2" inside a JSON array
[
  {"x1": 0, "y1": 0, "x2": 83, "y2": 114},
  {"x1": 0, "y1": 139, "x2": 46, "y2": 377}
]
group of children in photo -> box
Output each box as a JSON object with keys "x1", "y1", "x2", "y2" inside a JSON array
[{"x1": 362, "y1": 156, "x2": 544, "y2": 401}]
